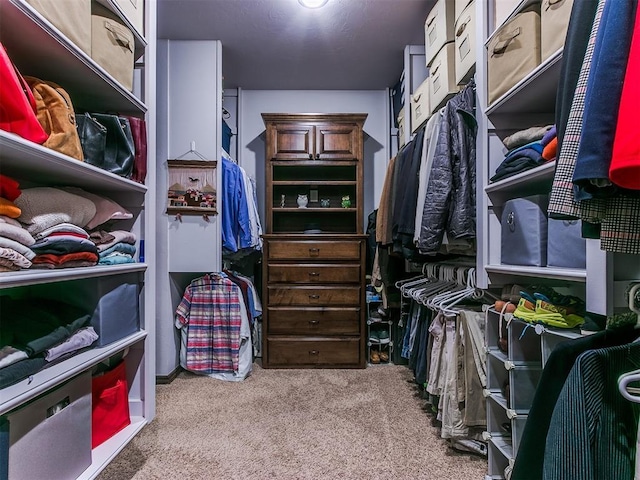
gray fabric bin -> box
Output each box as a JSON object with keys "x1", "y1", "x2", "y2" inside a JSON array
[
  {"x1": 501, "y1": 194, "x2": 549, "y2": 267},
  {"x1": 90, "y1": 280, "x2": 140, "y2": 347},
  {"x1": 547, "y1": 218, "x2": 586, "y2": 269},
  {"x1": 4, "y1": 372, "x2": 92, "y2": 480}
]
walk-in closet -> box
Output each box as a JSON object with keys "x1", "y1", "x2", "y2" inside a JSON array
[{"x1": 0, "y1": 0, "x2": 638, "y2": 479}]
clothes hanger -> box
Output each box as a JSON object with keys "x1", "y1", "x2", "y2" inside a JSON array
[{"x1": 618, "y1": 368, "x2": 640, "y2": 403}]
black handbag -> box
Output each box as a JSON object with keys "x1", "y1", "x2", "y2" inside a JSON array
[
  {"x1": 77, "y1": 113, "x2": 106, "y2": 165},
  {"x1": 77, "y1": 113, "x2": 134, "y2": 178}
]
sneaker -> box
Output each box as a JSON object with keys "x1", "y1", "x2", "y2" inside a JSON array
[
  {"x1": 369, "y1": 330, "x2": 380, "y2": 343},
  {"x1": 513, "y1": 295, "x2": 536, "y2": 323},
  {"x1": 377, "y1": 329, "x2": 390, "y2": 344},
  {"x1": 532, "y1": 294, "x2": 584, "y2": 328},
  {"x1": 378, "y1": 349, "x2": 389, "y2": 362},
  {"x1": 581, "y1": 312, "x2": 606, "y2": 335}
]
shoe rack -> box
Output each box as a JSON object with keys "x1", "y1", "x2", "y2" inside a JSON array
[
  {"x1": 366, "y1": 290, "x2": 393, "y2": 365},
  {"x1": 483, "y1": 305, "x2": 584, "y2": 479}
]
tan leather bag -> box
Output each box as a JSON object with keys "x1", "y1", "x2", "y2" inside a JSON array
[{"x1": 24, "y1": 76, "x2": 84, "y2": 161}]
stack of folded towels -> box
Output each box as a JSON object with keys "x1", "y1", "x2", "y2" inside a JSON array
[{"x1": 0, "y1": 174, "x2": 35, "y2": 271}]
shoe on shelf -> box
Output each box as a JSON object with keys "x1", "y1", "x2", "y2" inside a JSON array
[
  {"x1": 532, "y1": 293, "x2": 584, "y2": 329},
  {"x1": 369, "y1": 311, "x2": 383, "y2": 323},
  {"x1": 581, "y1": 312, "x2": 606, "y2": 335},
  {"x1": 369, "y1": 330, "x2": 380, "y2": 343},
  {"x1": 378, "y1": 349, "x2": 389, "y2": 362},
  {"x1": 513, "y1": 293, "x2": 536, "y2": 323},
  {"x1": 377, "y1": 329, "x2": 390, "y2": 344},
  {"x1": 377, "y1": 306, "x2": 389, "y2": 317},
  {"x1": 370, "y1": 349, "x2": 380, "y2": 364}
]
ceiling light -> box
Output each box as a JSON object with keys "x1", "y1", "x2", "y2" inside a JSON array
[{"x1": 298, "y1": 0, "x2": 328, "y2": 8}]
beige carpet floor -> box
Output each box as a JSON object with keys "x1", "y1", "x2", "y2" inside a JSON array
[{"x1": 98, "y1": 364, "x2": 487, "y2": 480}]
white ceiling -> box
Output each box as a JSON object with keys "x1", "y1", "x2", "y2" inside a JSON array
[{"x1": 157, "y1": 0, "x2": 435, "y2": 90}]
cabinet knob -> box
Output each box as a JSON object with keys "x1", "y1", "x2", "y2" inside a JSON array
[
  {"x1": 309, "y1": 320, "x2": 320, "y2": 325},
  {"x1": 309, "y1": 153, "x2": 313, "y2": 160},
  {"x1": 309, "y1": 248, "x2": 320, "y2": 256},
  {"x1": 309, "y1": 294, "x2": 320, "y2": 300},
  {"x1": 315, "y1": 153, "x2": 320, "y2": 159},
  {"x1": 309, "y1": 350, "x2": 319, "y2": 355},
  {"x1": 308, "y1": 272, "x2": 320, "y2": 277}
]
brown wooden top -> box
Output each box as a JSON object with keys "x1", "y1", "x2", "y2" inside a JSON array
[{"x1": 261, "y1": 113, "x2": 368, "y2": 126}]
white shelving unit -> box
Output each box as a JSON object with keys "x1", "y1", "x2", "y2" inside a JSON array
[
  {"x1": 366, "y1": 295, "x2": 393, "y2": 365},
  {"x1": 0, "y1": 0, "x2": 156, "y2": 478}
]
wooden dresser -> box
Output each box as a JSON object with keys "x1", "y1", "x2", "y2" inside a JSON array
[{"x1": 261, "y1": 113, "x2": 368, "y2": 368}]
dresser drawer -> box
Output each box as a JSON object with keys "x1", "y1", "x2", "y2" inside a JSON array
[
  {"x1": 268, "y1": 286, "x2": 360, "y2": 306},
  {"x1": 267, "y1": 307, "x2": 361, "y2": 335},
  {"x1": 268, "y1": 264, "x2": 360, "y2": 284},
  {"x1": 267, "y1": 240, "x2": 361, "y2": 261},
  {"x1": 267, "y1": 337, "x2": 361, "y2": 367}
]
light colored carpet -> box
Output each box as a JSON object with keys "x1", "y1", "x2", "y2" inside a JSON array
[{"x1": 98, "y1": 364, "x2": 487, "y2": 480}]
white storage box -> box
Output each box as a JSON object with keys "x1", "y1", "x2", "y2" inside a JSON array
[
  {"x1": 487, "y1": 6, "x2": 541, "y2": 105},
  {"x1": 116, "y1": 0, "x2": 144, "y2": 34},
  {"x1": 541, "y1": 0, "x2": 574, "y2": 61},
  {"x1": 398, "y1": 107, "x2": 406, "y2": 148},
  {"x1": 25, "y1": 0, "x2": 91, "y2": 54},
  {"x1": 3, "y1": 372, "x2": 92, "y2": 480},
  {"x1": 411, "y1": 78, "x2": 430, "y2": 133},
  {"x1": 91, "y1": 1, "x2": 135, "y2": 90},
  {"x1": 89, "y1": 277, "x2": 140, "y2": 347},
  {"x1": 494, "y1": 0, "x2": 522, "y2": 30},
  {"x1": 455, "y1": 0, "x2": 472, "y2": 21},
  {"x1": 429, "y1": 42, "x2": 458, "y2": 112},
  {"x1": 425, "y1": 0, "x2": 456, "y2": 66},
  {"x1": 454, "y1": 0, "x2": 476, "y2": 85}
]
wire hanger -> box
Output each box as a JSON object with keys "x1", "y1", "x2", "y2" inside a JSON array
[{"x1": 175, "y1": 141, "x2": 209, "y2": 161}]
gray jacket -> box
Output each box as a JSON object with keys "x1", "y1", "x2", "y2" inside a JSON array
[{"x1": 417, "y1": 81, "x2": 476, "y2": 254}]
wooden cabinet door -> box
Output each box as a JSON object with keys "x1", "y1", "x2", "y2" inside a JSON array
[
  {"x1": 315, "y1": 123, "x2": 359, "y2": 160},
  {"x1": 268, "y1": 123, "x2": 314, "y2": 160}
]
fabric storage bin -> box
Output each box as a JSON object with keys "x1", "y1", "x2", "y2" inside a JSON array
[
  {"x1": 547, "y1": 218, "x2": 586, "y2": 268},
  {"x1": 410, "y1": 77, "x2": 430, "y2": 133},
  {"x1": 487, "y1": 6, "x2": 541, "y2": 105},
  {"x1": 3, "y1": 372, "x2": 92, "y2": 480},
  {"x1": 425, "y1": 0, "x2": 456, "y2": 66},
  {"x1": 115, "y1": 0, "x2": 144, "y2": 34},
  {"x1": 454, "y1": 1, "x2": 476, "y2": 85},
  {"x1": 91, "y1": 1, "x2": 135, "y2": 90},
  {"x1": 501, "y1": 194, "x2": 548, "y2": 267},
  {"x1": 398, "y1": 107, "x2": 406, "y2": 147},
  {"x1": 25, "y1": 0, "x2": 92, "y2": 55},
  {"x1": 90, "y1": 278, "x2": 140, "y2": 346},
  {"x1": 455, "y1": 0, "x2": 472, "y2": 21},
  {"x1": 541, "y1": 0, "x2": 574, "y2": 61},
  {"x1": 428, "y1": 42, "x2": 458, "y2": 112},
  {"x1": 92, "y1": 360, "x2": 131, "y2": 448},
  {"x1": 494, "y1": 0, "x2": 522, "y2": 30}
]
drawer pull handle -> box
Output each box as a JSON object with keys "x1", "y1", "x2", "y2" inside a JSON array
[
  {"x1": 309, "y1": 350, "x2": 319, "y2": 355},
  {"x1": 308, "y1": 272, "x2": 320, "y2": 277},
  {"x1": 309, "y1": 320, "x2": 320, "y2": 325},
  {"x1": 309, "y1": 248, "x2": 320, "y2": 256},
  {"x1": 309, "y1": 294, "x2": 320, "y2": 300}
]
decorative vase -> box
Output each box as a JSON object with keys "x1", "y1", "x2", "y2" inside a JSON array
[
  {"x1": 320, "y1": 198, "x2": 330, "y2": 208},
  {"x1": 341, "y1": 195, "x2": 351, "y2": 208},
  {"x1": 280, "y1": 194, "x2": 286, "y2": 208},
  {"x1": 297, "y1": 194, "x2": 308, "y2": 208}
]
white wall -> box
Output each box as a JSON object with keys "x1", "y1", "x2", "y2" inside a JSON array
[
  {"x1": 238, "y1": 90, "x2": 390, "y2": 230},
  {"x1": 155, "y1": 39, "x2": 223, "y2": 378}
]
